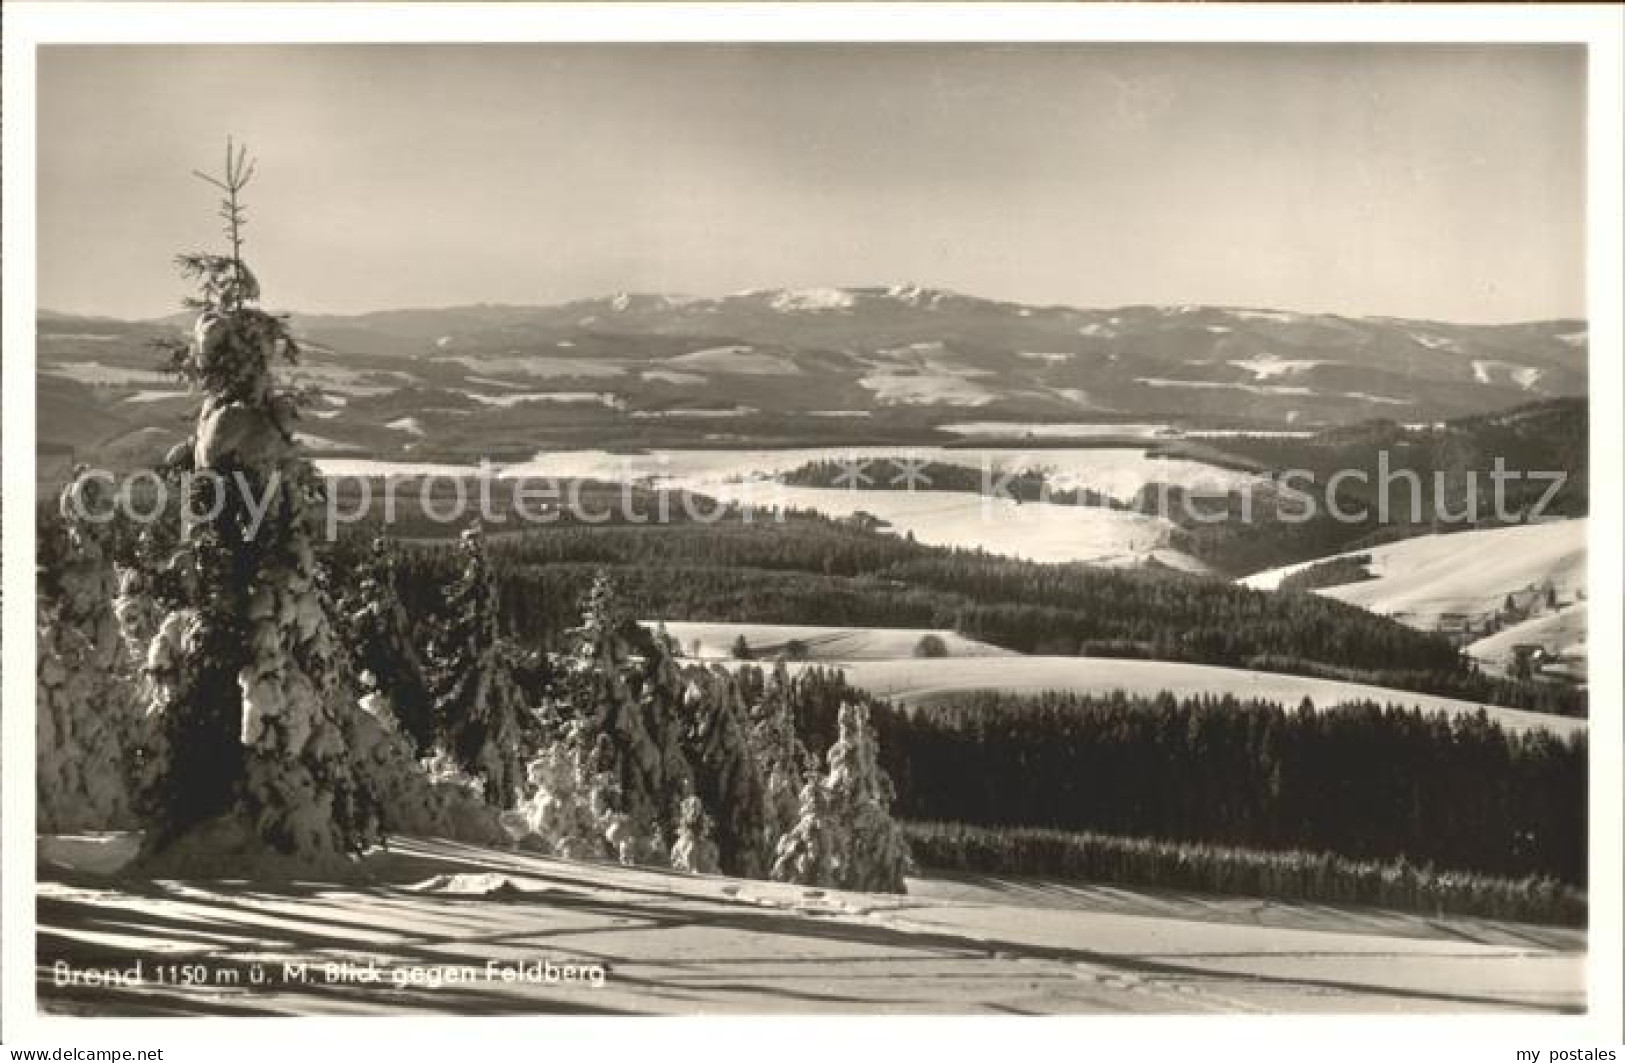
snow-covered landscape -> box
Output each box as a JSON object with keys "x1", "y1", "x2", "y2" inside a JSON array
[
  {"x1": 20, "y1": 32, "x2": 1605, "y2": 1045},
  {"x1": 37, "y1": 835, "x2": 1582, "y2": 1016}
]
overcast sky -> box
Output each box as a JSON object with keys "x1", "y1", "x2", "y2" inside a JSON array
[{"x1": 38, "y1": 44, "x2": 1585, "y2": 322}]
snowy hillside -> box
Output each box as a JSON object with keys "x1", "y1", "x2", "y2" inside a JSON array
[{"x1": 1241, "y1": 520, "x2": 1587, "y2": 631}]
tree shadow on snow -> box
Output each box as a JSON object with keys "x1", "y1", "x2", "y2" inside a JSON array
[{"x1": 36, "y1": 839, "x2": 1581, "y2": 1016}]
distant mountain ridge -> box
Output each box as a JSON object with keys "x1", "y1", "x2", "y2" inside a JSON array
[{"x1": 37, "y1": 287, "x2": 1588, "y2": 459}]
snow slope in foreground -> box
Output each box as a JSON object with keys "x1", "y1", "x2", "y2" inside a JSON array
[
  {"x1": 783, "y1": 657, "x2": 1585, "y2": 738},
  {"x1": 1240, "y1": 520, "x2": 1587, "y2": 629},
  {"x1": 648, "y1": 621, "x2": 1012, "y2": 661},
  {"x1": 37, "y1": 836, "x2": 1581, "y2": 1015}
]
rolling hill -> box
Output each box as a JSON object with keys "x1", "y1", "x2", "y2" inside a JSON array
[{"x1": 1242, "y1": 519, "x2": 1586, "y2": 628}]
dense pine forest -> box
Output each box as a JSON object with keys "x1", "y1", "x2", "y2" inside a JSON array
[
  {"x1": 333, "y1": 516, "x2": 1584, "y2": 716},
  {"x1": 776, "y1": 675, "x2": 1586, "y2": 923}
]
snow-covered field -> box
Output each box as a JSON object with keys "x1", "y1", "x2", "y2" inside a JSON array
[
  {"x1": 329, "y1": 445, "x2": 1257, "y2": 500},
  {"x1": 936, "y1": 422, "x2": 1175, "y2": 439},
  {"x1": 122, "y1": 389, "x2": 190, "y2": 404},
  {"x1": 1241, "y1": 520, "x2": 1588, "y2": 630},
  {"x1": 43, "y1": 362, "x2": 174, "y2": 386},
  {"x1": 452, "y1": 355, "x2": 627, "y2": 378},
  {"x1": 781, "y1": 657, "x2": 1585, "y2": 738},
  {"x1": 37, "y1": 835, "x2": 1582, "y2": 1015},
  {"x1": 648, "y1": 622, "x2": 1012, "y2": 661},
  {"x1": 858, "y1": 367, "x2": 997, "y2": 406},
  {"x1": 666, "y1": 346, "x2": 800, "y2": 375},
  {"x1": 463, "y1": 390, "x2": 621, "y2": 408},
  {"x1": 311, "y1": 445, "x2": 1261, "y2": 566},
  {"x1": 501, "y1": 445, "x2": 1258, "y2": 501},
  {"x1": 696, "y1": 484, "x2": 1196, "y2": 567}
]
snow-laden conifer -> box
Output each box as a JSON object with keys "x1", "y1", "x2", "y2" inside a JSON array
[
  {"x1": 772, "y1": 702, "x2": 910, "y2": 893},
  {"x1": 747, "y1": 660, "x2": 812, "y2": 852},
  {"x1": 555, "y1": 573, "x2": 672, "y2": 864},
  {"x1": 134, "y1": 141, "x2": 379, "y2": 873},
  {"x1": 670, "y1": 795, "x2": 721, "y2": 875},
  {"x1": 822, "y1": 702, "x2": 911, "y2": 893},
  {"x1": 681, "y1": 665, "x2": 771, "y2": 879},
  {"x1": 37, "y1": 471, "x2": 142, "y2": 832},
  {"x1": 340, "y1": 537, "x2": 434, "y2": 753},
  {"x1": 508, "y1": 706, "x2": 617, "y2": 861},
  {"x1": 425, "y1": 524, "x2": 532, "y2": 808}
]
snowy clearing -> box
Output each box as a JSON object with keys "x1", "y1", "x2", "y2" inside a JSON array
[
  {"x1": 1227, "y1": 355, "x2": 1329, "y2": 381},
  {"x1": 629, "y1": 407, "x2": 757, "y2": 420},
  {"x1": 122, "y1": 389, "x2": 191, "y2": 404},
  {"x1": 314, "y1": 445, "x2": 1255, "y2": 566},
  {"x1": 43, "y1": 362, "x2": 174, "y2": 386},
  {"x1": 453, "y1": 355, "x2": 626, "y2": 379},
  {"x1": 785, "y1": 657, "x2": 1584, "y2": 738},
  {"x1": 641, "y1": 369, "x2": 708, "y2": 386},
  {"x1": 858, "y1": 369, "x2": 997, "y2": 407},
  {"x1": 464, "y1": 390, "x2": 621, "y2": 408},
  {"x1": 499, "y1": 445, "x2": 1257, "y2": 500},
  {"x1": 294, "y1": 433, "x2": 364, "y2": 453},
  {"x1": 1137, "y1": 378, "x2": 1315, "y2": 397},
  {"x1": 667, "y1": 346, "x2": 800, "y2": 375},
  {"x1": 697, "y1": 484, "x2": 1192, "y2": 567},
  {"x1": 37, "y1": 835, "x2": 1582, "y2": 1015}
]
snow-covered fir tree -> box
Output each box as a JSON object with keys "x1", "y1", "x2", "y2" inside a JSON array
[
  {"x1": 425, "y1": 523, "x2": 533, "y2": 808},
  {"x1": 772, "y1": 702, "x2": 910, "y2": 894},
  {"x1": 37, "y1": 471, "x2": 142, "y2": 832},
  {"x1": 770, "y1": 773, "x2": 838, "y2": 888},
  {"x1": 669, "y1": 795, "x2": 721, "y2": 875},
  {"x1": 554, "y1": 572, "x2": 686, "y2": 865},
  {"x1": 634, "y1": 625, "x2": 699, "y2": 833},
  {"x1": 508, "y1": 704, "x2": 617, "y2": 861},
  {"x1": 346, "y1": 682, "x2": 507, "y2": 846},
  {"x1": 111, "y1": 523, "x2": 176, "y2": 683},
  {"x1": 135, "y1": 141, "x2": 380, "y2": 872},
  {"x1": 747, "y1": 660, "x2": 813, "y2": 852},
  {"x1": 822, "y1": 702, "x2": 911, "y2": 892},
  {"x1": 339, "y1": 536, "x2": 434, "y2": 753},
  {"x1": 681, "y1": 665, "x2": 771, "y2": 879}
]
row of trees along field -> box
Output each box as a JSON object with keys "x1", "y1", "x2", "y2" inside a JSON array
[
  {"x1": 350, "y1": 523, "x2": 1583, "y2": 716},
  {"x1": 34, "y1": 143, "x2": 909, "y2": 892},
  {"x1": 771, "y1": 672, "x2": 1586, "y2": 883}
]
